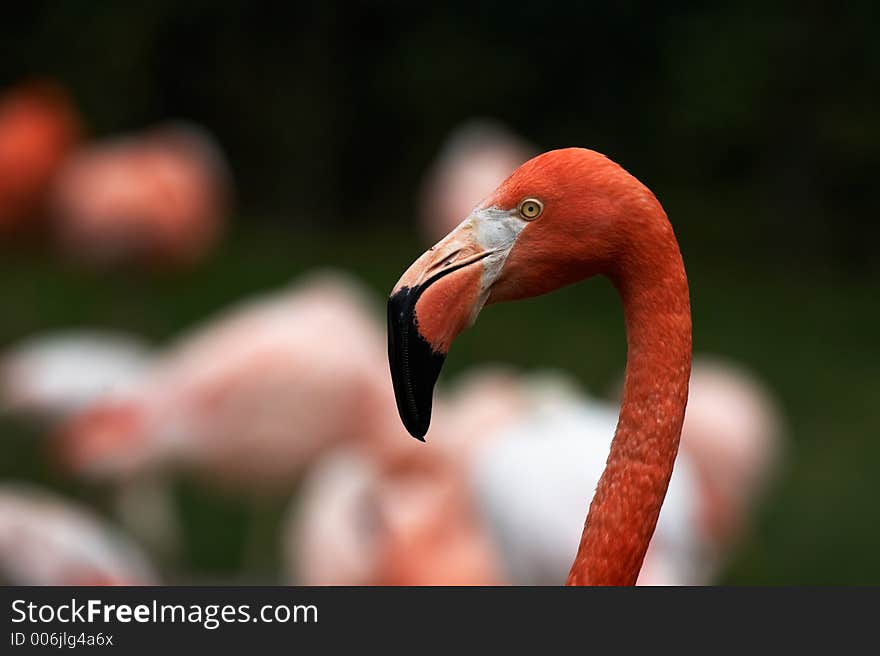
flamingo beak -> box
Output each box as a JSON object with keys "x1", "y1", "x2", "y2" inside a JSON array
[{"x1": 388, "y1": 208, "x2": 527, "y2": 439}]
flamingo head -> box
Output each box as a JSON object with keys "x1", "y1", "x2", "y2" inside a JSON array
[{"x1": 389, "y1": 147, "x2": 667, "y2": 439}]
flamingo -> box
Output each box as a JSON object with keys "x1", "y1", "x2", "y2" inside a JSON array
[
  {"x1": 0, "y1": 80, "x2": 80, "y2": 233},
  {"x1": 54, "y1": 270, "x2": 396, "y2": 489},
  {"x1": 287, "y1": 445, "x2": 503, "y2": 586},
  {"x1": 469, "y1": 385, "x2": 703, "y2": 586},
  {"x1": 287, "y1": 368, "x2": 704, "y2": 586},
  {"x1": 0, "y1": 330, "x2": 152, "y2": 421},
  {"x1": 50, "y1": 122, "x2": 230, "y2": 268},
  {"x1": 47, "y1": 272, "x2": 398, "y2": 565},
  {"x1": 0, "y1": 331, "x2": 165, "y2": 557},
  {"x1": 0, "y1": 483, "x2": 157, "y2": 585},
  {"x1": 290, "y1": 360, "x2": 779, "y2": 586},
  {"x1": 286, "y1": 366, "x2": 538, "y2": 585},
  {"x1": 665, "y1": 357, "x2": 784, "y2": 556},
  {"x1": 284, "y1": 450, "x2": 381, "y2": 585},
  {"x1": 470, "y1": 357, "x2": 783, "y2": 586},
  {"x1": 387, "y1": 148, "x2": 691, "y2": 585}
]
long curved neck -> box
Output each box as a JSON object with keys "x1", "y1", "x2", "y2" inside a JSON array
[{"x1": 566, "y1": 223, "x2": 692, "y2": 585}]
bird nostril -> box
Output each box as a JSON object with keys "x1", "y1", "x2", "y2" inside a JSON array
[
  {"x1": 441, "y1": 249, "x2": 462, "y2": 266},
  {"x1": 427, "y1": 248, "x2": 462, "y2": 275}
]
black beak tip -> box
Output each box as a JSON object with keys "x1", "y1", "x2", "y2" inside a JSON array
[
  {"x1": 387, "y1": 286, "x2": 446, "y2": 442},
  {"x1": 399, "y1": 398, "x2": 430, "y2": 441}
]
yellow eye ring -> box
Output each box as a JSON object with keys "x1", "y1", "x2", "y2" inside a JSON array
[{"x1": 518, "y1": 198, "x2": 543, "y2": 220}]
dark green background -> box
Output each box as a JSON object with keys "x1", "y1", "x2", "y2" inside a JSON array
[{"x1": 1, "y1": 2, "x2": 878, "y2": 583}]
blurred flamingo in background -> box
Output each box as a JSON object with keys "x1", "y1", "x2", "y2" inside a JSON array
[
  {"x1": 47, "y1": 271, "x2": 399, "y2": 563},
  {"x1": 0, "y1": 330, "x2": 152, "y2": 421},
  {"x1": 0, "y1": 80, "x2": 80, "y2": 234},
  {"x1": 285, "y1": 369, "x2": 531, "y2": 586},
  {"x1": 465, "y1": 374, "x2": 701, "y2": 586},
  {"x1": 670, "y1": 358, "x2": 784, "y2": 562},
  {"x1": 284, "y1": 450, "x2": 380, "y2": 585},
  {"x1": 0, "y1": 483, "x2": 157, "y2": 585},
  {"x1": 387, "y1": 148, "x2": 692, "y2": 585},
  {"x1": 287, "y1": 445, "x2": 503, "y2": 586},
  {"x1": 418, "y1": 119, "x2": 534, "y2": 243},
  {"x1": 470, "y1": 358, "x2": 784, "y2": 585},
  {"x1": 50, "y1": 121, "x2": 231, "y2": 268},
  {"x1": 286, "y1": 368, "x2": 721, "y2": 586},
  {"x1": 281, "y1": 369, "x2": 546, "y2": 585},
  {"x1": 54, "y1": 271, "x2": 395, "y2": 489},
  {"x1": 0, "y1": 330, "x2": 175, "y2": 560}
]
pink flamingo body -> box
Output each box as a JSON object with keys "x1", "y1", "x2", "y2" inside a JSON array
[
  {"x1": 0, "y1": 483, "x2": 156, "y2": 585},
  {"x1": 51, "y1": 123, "x2": 230, "y2": 267},
  {"x1": 56, "y1": 272, "x2": 391, "y2": 489}
]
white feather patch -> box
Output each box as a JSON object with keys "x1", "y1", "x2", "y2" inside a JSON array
[{"x1": 463, "y1": 206, "x2": 527, "y2": 322}]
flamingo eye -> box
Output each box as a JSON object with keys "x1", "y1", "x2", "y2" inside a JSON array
[{"x1": 517, "y1": 198, "x2": 543, "y2": 220}]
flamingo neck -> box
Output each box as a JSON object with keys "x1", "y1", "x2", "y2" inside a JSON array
[{"x1": 566, "y1": 227, "x2": 692, "y2": 585}]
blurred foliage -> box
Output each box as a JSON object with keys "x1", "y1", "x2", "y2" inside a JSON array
[{"x1": 1, "y1": 2, "x2": 879, "y2": 583}]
